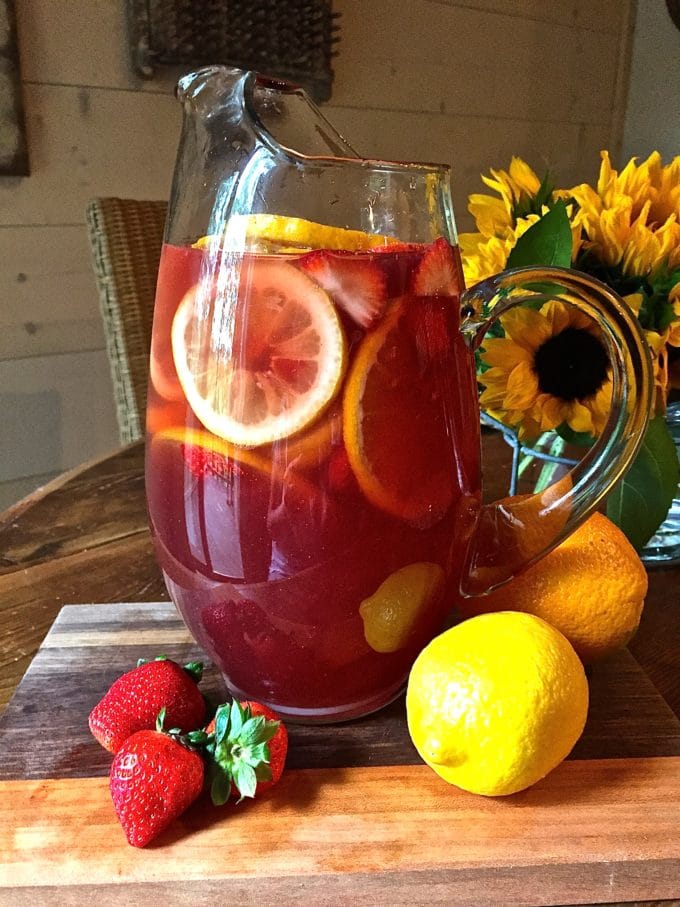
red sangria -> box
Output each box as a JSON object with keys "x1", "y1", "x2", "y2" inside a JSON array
[{"x1": 146, "y1": 223, "x2": 481, "y2": 721}]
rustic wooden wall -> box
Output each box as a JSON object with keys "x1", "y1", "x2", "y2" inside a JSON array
[
  {"x1": 0, "y1": 0, "x2": 635, "y2": 509},
  {"x1": 621, "y1": 0, "x2": 680, "y2": 162}
]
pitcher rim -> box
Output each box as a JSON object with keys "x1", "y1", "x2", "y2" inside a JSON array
[{"x1": 179, "y1": 64, "x2": 452, "y2": 176}]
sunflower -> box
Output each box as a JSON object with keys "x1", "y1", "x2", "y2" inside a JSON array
[
  {"x1": 479, "y1": 301, "x2": 612, "y2": 442},
  {"x1": 462, "y1": 150, "x2": 680, "y2": 435},
  {"x1": 569, "y1": 150, "x2": 680, "y2": 277},
  {"x1": 460, "y1": 158, "x2": 583, "y2": 288}
]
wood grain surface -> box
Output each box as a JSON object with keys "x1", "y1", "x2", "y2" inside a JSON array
[
  {"x1": 1, "y1": 437, "x2": 679, "y2": 904},
  {"x1": 0, "y1": 602, "x2": 679, "y2": 905},
  {"x1": 1, "y1": 437, "x2": 679, "y2": 723}
]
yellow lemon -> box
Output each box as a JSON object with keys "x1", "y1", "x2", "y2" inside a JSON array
[
  {"x1": 457, "y1": 512, "x2": 648, "y2": 663},
  {"x1": 406, "y1": 612, "x2": 588, "y2": 796},
  {"x1": 359, "y1": 563, "x2": 445, "y2": 653},
  {"x1": 194, "y1": 214, "x2": 399, "y2": 253}
]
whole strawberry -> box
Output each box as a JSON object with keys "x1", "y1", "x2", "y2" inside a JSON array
[
  {"x1": 205, "y1": 700, "x2": 288, "y2": 803},
  {"x1": 110, "y1": 717, "x2": 205, "y2": 848},
  {"x1": 89, "y1": 656, "x2": 206, "y2": 753}
]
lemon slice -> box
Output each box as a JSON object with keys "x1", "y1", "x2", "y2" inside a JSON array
[
  {"x1": 359, "y1": 563, "x2": 446, "y2": 653},
  {"x1": 171, "y1": 258, "x2": 346, "y2": 447},
  {"x1": 194, "y1": 214, "x2": 400, "y2": 253}
]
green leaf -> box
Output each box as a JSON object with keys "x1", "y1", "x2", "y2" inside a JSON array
[
  {"x1": 239, "y1": 715, "x2": 279, "y2": 747},
  {"x1": 555, "y1": 423, "x2": 596, "y2": 447},
  {"x1": 240, "y1": 715, "x2": 267, "y2": 746},
  {"x1": 506, "y1": 200, "x2": 573, "y2": 271},
  {"x1": 182, "y1": 660, "x2": 203, "y2": 682},
  {"x1": 246, "y1": 742, "x2": 271, "y2": 765},
  {"x1": 656, "y1": 300, "x2": 677, "y2": 332},
  {"x1": 155, "y1": 707, "x2": 167, "y2": 732},
  {"x1": 210, "y1": 768, "x2": 232, "y2": 806},
  {"x1": 214, "y1": 704, "x2": 230, "y2": 745},
  {"x1": 255, "y1": 763, "x2": 273, "y2": 783},
  {"x1": 257, "y1": 721, "x2": 281, "y2": 745},
  {"x1": 606, "y1": 415, "x2": 680, "y2": 550},
  {"x1": 233, "y1": 762, "x2": 258, "y2": 801},
  {"x1": 229, "y1": 699, "x2": 246, "y2": 738}
]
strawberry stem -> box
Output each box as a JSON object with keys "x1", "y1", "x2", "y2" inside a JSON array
[
  {"x1": 136, "y1": 654, "x2": 169, "y2": 667},
  {"x1": 182, "y1": 661, "x2": 204, "y2": 683},
  {"x1": 154, "y1": 700, "x2": 280, "y2": 806},
  {"x1": 205, "y1": 701, "x2": 280, "y2": 805},
  {"x1": 155, "y1": 707, "x2": 167, "y2": 732}
]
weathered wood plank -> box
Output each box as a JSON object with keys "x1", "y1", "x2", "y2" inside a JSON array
[
  {"x1": 5, "y1": 862, "x2": 680, "y2": 907},
  {"x1": 332, "y1": 0, "x2": 622, "y2": 125},
  {"x1": 0, "y1": 538, "x2": 167, "y2": 713},
  {"x1": 1, "y1": 603, "x2": 679, "y2": 785},
  {"x1": 325, "y1": 107, "x2": 605, "y2": 233},
  {"x1": 14, "y1": 0, "x2": 626, "y2": 99},
  {"x1": 428, "y1": 0, "x2": 625, "y2": 32},
  {"x1": 0, "y1": 83, "x2": 178, "y2": 227},
  {"x1": 0, "y1": 472, "x2": 59, "y2": 514},
  {"x1": 14, "y1": 0, "x2": 179, "y2": 93},
  {"x1": 1, "y1": 759, "x2": 679, "y2": 897},
  {"x1": 0, "y1": 225, "x2": 103, "y2": 360}
]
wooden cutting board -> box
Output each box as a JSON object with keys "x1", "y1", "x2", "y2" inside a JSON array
[{"x1": 0, "y1": 602, "x2": 679, "y2": 905}]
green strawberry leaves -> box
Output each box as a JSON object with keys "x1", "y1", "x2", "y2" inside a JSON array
[
  {"x1": 182, "y1": 661, "x2": 204, "y2": 683},
  {"x1": 134, "y1": 654, "x2": 204, "y2": 684},
  {"x1": 152, "y1": 698, "x2": 282, "y2": 806},
  {"x1": 209, "y1": 765, "x2": 232, "y2": 806},
  {"x1": 206, "y1": 700, "x2": 281, "y2": 804}
]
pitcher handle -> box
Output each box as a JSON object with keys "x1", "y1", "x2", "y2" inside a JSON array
[{"x1": 459, "y1": 266, "x2": 654, "y2": 596}]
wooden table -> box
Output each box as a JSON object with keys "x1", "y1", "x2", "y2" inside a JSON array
[
  {"x1": 1, "y1": 436, "x2": 679, "y2": 904},
  {"x1": 1, "y1": 436, "x2": 678, "y2": 718}
]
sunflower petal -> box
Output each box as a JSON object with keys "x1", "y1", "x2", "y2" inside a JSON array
[
  {"x1": 503, "y1": 361, "x2": 539, "y2": 409},
  {"x1": 481, "y1": 338, "x2": 533, "y2": 369},
  {"x1": 567, "y1": 402, "x2": 596, "y2": 435},
  {"x1": 500, "y1": 307, "x2": 552, "y2": 348},
  {"x1": 537, "y1": 394, "x2": 570, "y2": 432}
]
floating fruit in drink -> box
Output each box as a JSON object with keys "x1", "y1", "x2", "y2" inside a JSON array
[
  {"x1": 146, "y1": 227, "x2": 481, "y2": 720},
  {"x1": 171, "y1": 258, "x2": 347, "y2": 447},
  {"x1": 360, "y1": 563, "x2": 446, "y2": 653},
  {"x1": 194, "y1": 213, "x2": 401, "y2": 253}
]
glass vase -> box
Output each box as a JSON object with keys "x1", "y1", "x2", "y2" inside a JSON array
[
  {"x1": 639, "y1": 401, "x2": 680, "y2": 566},
  {"x1": 484, "y1": 402, "x2": 680, "y2": 566}
]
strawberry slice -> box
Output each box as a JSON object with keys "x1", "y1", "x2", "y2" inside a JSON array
[
  {"x1": 182, "y1": 444, "x2": 243, "y2": 480},
  {"x1": 411, "y1": 237, "x2": 461, "y2": 297},
  {"x1": 298, "y1": 251, "x2": 387, "y2": 329}
]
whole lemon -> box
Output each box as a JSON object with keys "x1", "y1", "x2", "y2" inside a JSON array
[
  {"x1": 457, "y1": 512, "x2": 648, "y2": 663},
  {"x1": 406, "y1": 612, "x2": 588, "y2": 796}
]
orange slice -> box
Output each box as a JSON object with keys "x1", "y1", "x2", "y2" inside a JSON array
[
  {"x1": 194, "y1": 214, "x2": 400, "y2": 254},
  {"x1": 270, "y1": 402, "x2": 341, "y2": 471},
  {"x1": 342, "y1": 298, "x2": 455, "y2": 527},
  {"x1": 152, "y1": 426, "x2": 272, "y2": 474},
  {"x1": 171, "y1": 258, "x2": 346, "y2": 447},
  {"x1": 152, "y1": 425, "x2": 320, "y2": 500}
]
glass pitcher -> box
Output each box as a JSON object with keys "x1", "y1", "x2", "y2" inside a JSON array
[{"x1": 145, "y1": 67, "x2": 653, "y2": 722}]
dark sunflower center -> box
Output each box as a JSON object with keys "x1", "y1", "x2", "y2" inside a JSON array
[{"x1": 533, "y1": 327, "x2": 609, "y2": 401}]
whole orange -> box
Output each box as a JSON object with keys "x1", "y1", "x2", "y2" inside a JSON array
[{"x1": 457, "y1": 512, "x2": 648, "y2": 663}]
